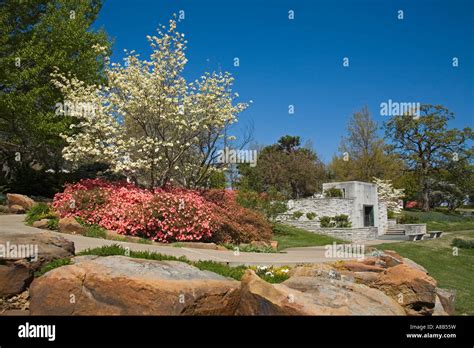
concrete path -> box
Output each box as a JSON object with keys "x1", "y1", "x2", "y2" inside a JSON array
[{"x1": 0, "y1": 214, "x2": 398, "y2": 266}]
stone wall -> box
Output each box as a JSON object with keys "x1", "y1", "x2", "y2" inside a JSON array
[
  {"x1": 400, "y1": 224, "x2": 427, "y2": 236},
  {"x1": 378, "y1": 201, "x2": 388, "y2": 235},
  {"x1": 283, "y1": 221, "x2": 378, "y2": 242},
  {"x1": 278, "y1": 197, "x2": 354, "y2": 225}
]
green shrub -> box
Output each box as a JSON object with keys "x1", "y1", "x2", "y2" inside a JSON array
[
  {"x1": 35, "y1": 258, "x2": 71, "y2": 277},
  {"x1": 306, "y1": 212, "x2": 317, "y2": 220},
  {"x1": 78, "y1": 244, "x2": 188, "y2": 262},
  {"x1": 138, "y1": 238, "x2": 152, "y2": 244},
  {"x1": 223, "y1": 243, "x2": 278, "y2": 253},
  {"x1": 251, "y1": 265, "x2": 290, "y2": 283},
  {"x1": 320, "y1": 215, "x2": 351, "y2": 228},
  {"x1": 47, "y1": 218, "x2": 59, "y2": 230},
  {"x1": 324, "y1": 187, "x2": 343, "y2": 198},
  {"x1": 193, "y1": 260, "x2": 247, "y2": 281},
  {"x1": 25, "y1": 203, "x2": 57, "y2": 225},
  {"x1": 451, "y1": 238, "x2": 474, "y2": 249},
  {"x1": 334, "y1": 214, "x2": 351, "y2": 227},
  {"x1": 236, "y1": 187, "x2": 287, "y2": 220},
  {"x1": 398, "y1": 214, "x2": 420, "y2": 224},
  {"x1": 387, "y1": 210, "x2": 396, "y2": 219},
  {"x1": 292, "y1": 211, "x2": 304, "y2": 220},
  {"x1": 84, "y1": 224, "x2": 108, "y2": 239},
  {"x1": 319, "y1": 216, "x2": 334, "y2": 227}
]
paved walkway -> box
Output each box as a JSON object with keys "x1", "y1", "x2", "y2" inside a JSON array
[{"x1": 0, "y1": 214, "x2": 399, "y2": 266}]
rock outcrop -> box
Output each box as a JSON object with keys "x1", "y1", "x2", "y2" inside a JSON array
[
  {"x1": 289, "y1": 250, "x2": 448, "y2": 316},
  {"x1": 29, "y1": 255, "x2": 240, "y2": 315},
  {"x1": 22, "y1": 248, "x2": 454, "y2": 316}
]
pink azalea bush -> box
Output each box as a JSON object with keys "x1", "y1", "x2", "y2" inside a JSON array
[{"x1": 53, "y1": 179, "x2": 216, "y2": 242}]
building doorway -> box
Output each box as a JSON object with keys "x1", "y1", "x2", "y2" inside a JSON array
[{"x1": 364, "y1": 205, "x2": 374, "y2": 227}]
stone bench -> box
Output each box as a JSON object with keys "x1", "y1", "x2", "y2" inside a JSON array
[{"x1": 401, "y1": 224, "x2": 427, "y2": 241}]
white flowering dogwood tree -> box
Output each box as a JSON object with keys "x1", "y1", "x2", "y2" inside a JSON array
[
  {"x1": 373, "y1": 177, "x2": 405, "y2": 213},
  {"x1": 52, "y1": 17, "x2": 249, "y2": 188}
]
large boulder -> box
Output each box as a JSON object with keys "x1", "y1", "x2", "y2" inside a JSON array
[
  {"x1": 235, "y1": 270, "x2": 405, "y2": 315},
  {"x1": 372, "y1": 263, "x2": 437, "y2": 315},
  {"x1": 0, "y1": 231, "x2": 74, "y2": 297},
  {"x1": 7, "y1": 194, "x2": 34, "y2": 211},
  {"x1": 29, "y1": 255, "x2": 240, "y2": 315},
  {"x1": 58, "y1": 217, "x2": 87, "y2": 235}
]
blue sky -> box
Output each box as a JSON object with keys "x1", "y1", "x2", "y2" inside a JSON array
[{"x1": 93, "y1": 0, "x2": 474, "y2": 162}]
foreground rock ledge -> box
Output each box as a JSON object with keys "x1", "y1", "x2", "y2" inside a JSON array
[
  {"x1": 30, "y1": 256, "x2": 409, "y2": 316},
  {"x1": 0, "y1": 231, "x2": 74, "y2": 297},
  {"x1": 236, "y1": 270, "x2": 405, "y2": 315},
  {"x1": 29, "y1": 256, "x2": 240, "y2": 315}
]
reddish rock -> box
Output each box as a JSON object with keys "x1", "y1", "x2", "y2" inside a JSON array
[
  {"x1": 354, "y1": 271, "x2": 379, "y2": 285},
  {"x1": 380, "y1": 250, "x2": 404, "y2": 267},
  {"x1": 9, "y1": 204, "x2": 25, "y2": 214},
  {"x1": 58, "y1": 217, "x2": 87, "y2": 235},
  {"x1": 0, "y1": 260, "x2": 33, "y2": 297},
  {"x1": 402, "y1": 257, "x2": 428, "y2": 274},
  {"x1": 372, "y1": 264, "x2": 437, "y2": 315},
  {"x1": 339, "y1": 261, "x2": 385, "y2": 273},
  {"x1": 32, "y1": 219, "x2": 49, "y2": 229},
  {"x1": 7, "y1": 194, "x2": 35, "y2": 211}
]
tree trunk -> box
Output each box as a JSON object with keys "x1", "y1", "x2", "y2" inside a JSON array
[{"x1": 421, "y1": 183, "x2": 430, "y2": 212}]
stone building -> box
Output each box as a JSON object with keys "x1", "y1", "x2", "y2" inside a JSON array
[
  {"x1": 279, "y1": 181, "x2": 388, "y2": 241},
  {"x1": 279, "y1": 180, "x2": 427, "y2": 242}
]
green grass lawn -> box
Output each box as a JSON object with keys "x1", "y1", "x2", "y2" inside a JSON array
[
  {"x1": 402, "y1": 210, "x2": 474, "y2": 231},
  {"x1": 374, "y1": 230, "x2": 474, "y2": 315},
  {"x1": 272, "y1": 223, "x2": 346, "y2": 251}
]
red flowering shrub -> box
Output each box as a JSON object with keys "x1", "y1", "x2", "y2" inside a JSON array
[
  {"x1": 53, "y1": 179, "x2": 215, "y2": 242},
  {"x1": 200, "y1": 189, "x2": 273, "y2": 244},
  {"x1": 53, "y1": 179, "x2": 272, "y2": 243}
]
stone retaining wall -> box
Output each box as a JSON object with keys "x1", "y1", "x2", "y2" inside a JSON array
[
  {"x1": 399, "y1": 224, "x2": 427, "y2": 236},
  {"x1": 283, "y1": 221, "x2": 378, "y2": 242},
  {"x1": 278, "y1": 197, "x2": 354, "y2": 223}
]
